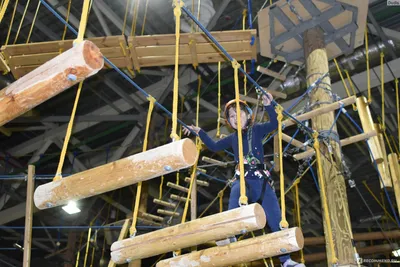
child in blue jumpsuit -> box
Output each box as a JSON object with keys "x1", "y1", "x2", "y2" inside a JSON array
[{"x1": 184, "y1": 93, "x2": 305, "y2": 267}]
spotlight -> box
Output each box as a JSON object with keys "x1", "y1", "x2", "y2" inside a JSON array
[{"x1": 62, "y1": 201, "x2": 81, "y2": 214}]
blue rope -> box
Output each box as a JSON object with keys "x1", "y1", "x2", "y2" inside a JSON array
[
  {"x1": 198, "y1": 172, "x2": 226, "y2": 183},
  {"x1": 342, "y1": 110, "x2": 400, "y2": 227},
  {"x1": 308, "y1": 159, "x2": 320, "y2": 192},
  {"x1": 247, "y1": 0, "x2": 253, "y2": 29},
  {"x1": 327, "y1": 105, "x2": 343, "y2": 136}
]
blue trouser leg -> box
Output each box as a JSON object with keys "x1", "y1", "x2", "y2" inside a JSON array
[{"x1": 228, "y1": 174, "x2": 291, "y2": 263}]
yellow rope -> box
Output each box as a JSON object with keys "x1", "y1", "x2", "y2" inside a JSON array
[
  {"x1": 196, "y1": 75, "x2": 201, "y2": 128},
  {"x1": 75, "y1": 232, "x2": 84, "y2": 267},
  {"x1": 381, "y1": 52, "x2": 385, "y2": 131},
  {"x1": 344, "y1": 70, "x2": 357, "y2": 111},
  {"x1": 233, "y1": 59, "x2": 248, "y2": 206},
  {"x1": 89, "y1": 230, "x2": 97, "y2": 267},
  {"x1": 13, "y1": 0, "x2": 31, "y2": 44},
  {"x1": 313, "y1": 132, "x2": 338, "y2": 264},
  {"x1": 53, "y1": 82, "x2": 84, "y2": 181},
  {"x1": 199, "y1": 185, "x2": 229, "y2": 218},
  {"x1": 196, "y1": 0, "x2": 201, "y2": 32},
  {"x1": 75, "y1": 0, "x2": 91, "y2": 44},
  {"x1": 159, "y1": 176, "x2": 164, "y2": 199},
  {"x1": 130, "y1": 95, "x2": 156, "y2": 236},
  {"x1": 141, "y1": 0, "x2": 150, "y2": 35},
  {"x1": 217, "y1": 61, "x2": 221, "y2": 137},
  {"x1": 365, "y1": 27, "x2": 372, "y2": 103},
  {"x1": 219, "y1": 190, "x2": 224, "y2": 212},
  {"x1": 5, "y1": 0, "x2": 18, "y2": 46},
  {"x1": 391, "y1": 135, "x2": 400, "y2": 156},
  {"x1": 333, "y1": 58, "x2": 356, "y2": 111},
  {"x1": 26, "y1": 1, "x2": 41, "y2": 44},
  {"x1": 294, "y1": 184, "x2": 305, "y2": 264},
  {"x1": 0, "y1": 0, "x2": 9, "y2": 23},
  {"x1": 131, "y1": 0, "x2": 140, "y2": 36},
  {"x1": 242, "y1": 9, "x2": 247, "y2": 95},
  {"x1": 119, "y1": 41, "x2": 136, "y2": 77},
  {"x1": 277, "y1": 105, "x2": 288, "y2": 229},
  {"x1": 59, "y1": 0, "x2": 72, "y2": 54},
  {"x1": 83, "y1": 226, "x2": 92, "y2": 267},
  {"x1": 171, "y1": 0, "x2": 183, "y2": 141},
  {"x1": 122, "y1": 0, "x2": 131, "y2": 35},
  {"x1": 191, "y1": 0, "x2": 195, "y2": 32},
  {"x1": 396, "y1": 79, "x2": 400, "y2": 152}
]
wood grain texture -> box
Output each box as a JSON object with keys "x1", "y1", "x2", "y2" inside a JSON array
[
  {"x1": 305, "y1": 28, "x2": 355, "y2": 266},
  {"x1": 110, "y1": 203, "x2": 266, "y2": 264},
  {"x1": 23, "y1": 165, "x2": 35, "y2": 267},
  {"x1": 0, "y1": 41, "x2": 103, "y2": 127},
  {"x1": 156, "y1": 228, "x2": 303, "y2": 267},
  {"x1": 34, "y1": 139, "x2": 198, "y2": 210}
]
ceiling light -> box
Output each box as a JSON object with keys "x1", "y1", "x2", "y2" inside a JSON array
[
  {"x1": 393, "y1": 249, "x2": 400, "y2": 257},
  {"x1": 62, "y1": 201, "x2": 81, "y2": 215}
]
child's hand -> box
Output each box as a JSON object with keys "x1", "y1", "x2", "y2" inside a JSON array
[
  {"x1": 262, "y1": 93, "x2": 273, "y2": 106},
  {"x1": 183, "y1": 125, "x2": 201, "y2": 136}
]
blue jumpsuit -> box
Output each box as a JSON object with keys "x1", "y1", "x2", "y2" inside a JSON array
[{"x1": 198, "y1": 105, "x2": 291, "y2": 263}]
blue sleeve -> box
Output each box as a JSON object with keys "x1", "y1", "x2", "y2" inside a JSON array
[
  {"x1": 254, "y1": 105, "x2": 278, "y2": 134},
  {"x1": 198, "y1": 129, "x2": 232, "y2": 152}
]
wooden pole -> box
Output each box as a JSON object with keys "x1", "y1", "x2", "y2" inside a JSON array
[
  {"x1": 110, "y1": 203, "x2": 266, "y2": 264},
  {"x1": 388, "y1": 153, "x2": 400, "y2": 216},
  {"x1": 304, "y1": 27, "x2": 355, "y2": 265},
  {"x1": 304, "y1": 230, "x2": 400, "y2": 246},
  {"x1": 185, "y1": 177, "x2": 209, "y2": 187},
  {"x1": 64, "y1": 231, "x2": 77, "y2": 267},
  {"x1": 0, "y1": 41, "x2": 103, "y2": 127},
  {"x1": 375, "y1": 124, "x2": 392, "y2": 188},
  {"x1": 34, "y1": 138, "x2": 198, "y2": 209},
  {"x1": 201, "y1": 156, "x2": 228, "y2": 167},
  {"x1": 293, "y1": 130, "x2": 377, "y2": 161},
  {"x1": 23, "y1": 165, "x2": 35, "y2": 267},
  {"x1": 153, "y1": 199, "x2": 177, "y2": 208},
  {"x1": 282, "y1": 96, "x2": 356, "y2": 128},
  {"x1": 191, "y1": 175, "x2": 197, "y2": 222},
  {"x1": 356, "y1": 96, "x2": 384, "y2": 164},
  {"x1": 156, "y1": 228, "x2": 303, "y2": 267}
]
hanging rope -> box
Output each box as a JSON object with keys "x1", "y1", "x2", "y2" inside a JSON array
[
  {"x1": 130, "y1": 0, "x2": 140, "y2": 36},
  {"x1": 365, "y1": 27, "x2": 372, "y2": 103},
  {"x1": 217, "y1": 61, "x2": 221, "y2": 137},
  {"x1": 122, "y1": 0, "x2": 131, "y2": 35},
  {"x1": 0, "y1": 0, "x2": 9, "y2": 23},
  {"x1": 5, "y1": 0, "x2": 18, "y2": 45},
  {"x1": 159, "y1": 176, "x2": 164, "y2": 199},
  {"x1": 242, "y1": 9, "x2": 247, "y2": 95},
  {"x1": 344, "y1": 70, "x2": 357, "y2": 111},
  {"x1": 13, "y1": 0, "x2": 31, "y2": 44},
  {"x1": 219, "y1": 190, "x2": 224, "y2": 213},
  {"x1": 294, "y1": 184, "x2": 305, "y2": 264},
  {"x1": 196, "y1": 75, "x2": 201, "y2": 132},
  {"x1": 141, "y1": 0, "x2": 150, "y2": 35},
  {"x1": 75, "y1": 232, "x2": 84, "y2": 267},
  {"x1": 233, "y1": 59, "x2": 247, "y2": 206},
  {"x1": 171, "y1": 0, "x2": 183, "y2": 141},
  {"x1": 58, "y1": 0, "x2": 72, "y2": 54},
  {"x1": 130, "y1": 95, "x2": 156, "y2": 237},
  {"x1": 83, "y1": 226, "x2": 92, "y2": 267},
  {"x1": 276, "y1": 105, "x2": 288, "y2": 229},
  {"x1": 196, "y1": 0, "x2": 201, "y2": 32},
  {"x1": 26, "y1": 1, "x2": 41, "y2": 43},
  {"x1": 381, "y1": 52, "x2": 385, "y2": 131},
  {"x1": 313, "y1": 132, "x2": 338, "y2": 264},
  {"x1": 333, "y1": 58, "x2": 356, "y2": 111},
  {"x1": 396, "y1": 78, "x2": 399, "y2": 152},
  {"x1": 89, "y1": 230, "x2": 98, "y2": 267},
  {"x1": 75, "y1": 0, "x2": 91, "y2": 44}
]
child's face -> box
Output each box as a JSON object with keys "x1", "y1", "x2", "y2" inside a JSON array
[{"x1": 228, "y1": 107, "x2": 247, "y2": 129}]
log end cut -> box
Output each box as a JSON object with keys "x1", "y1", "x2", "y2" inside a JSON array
[
  {"x1": 83, "y1": 40, "x2": 104, "y2": 71},
  {"x1": 181, "y1": 138, "x2": 199, "y2": 166}
]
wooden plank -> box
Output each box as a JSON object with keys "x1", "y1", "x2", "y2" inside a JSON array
[
  {"x1": 128, "y1": 44, "x2": 141, "y2": 71},
  {"x1": 111, "y1": 204, "x2": 266, "y2": 263},
  {"x1": 138, "y1": 51, "x2": 253, "y2": 67},
  {"x1": 23, "y1": 165, "x2": 35, "y2": 267},
  {"x1": 34, "y1": 139, "x2": 197, "y2": 210},
  {"x1": 0, "y1": 53, "x2": 10, "y2": 73},
  {"x1": 132, "y1": 30, "x2": 256, "y2": 46}
]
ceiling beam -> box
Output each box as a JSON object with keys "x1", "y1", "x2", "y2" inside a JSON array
[
  {"x1": 207, "y1": 0, "x2": 232, "y2": 31},
  {"x1": 92, "y1": 1, "x2": 112, "y2": 36}
]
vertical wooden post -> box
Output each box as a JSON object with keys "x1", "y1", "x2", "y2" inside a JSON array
[
  {"x1": 304, "y1": 27, "x2": 355, "y2": 265},
  {"x1": 23, "y1": 165, "x2": 35, "y2": 267},
  {"x1": 191, "y1": 175, "x2": 197, "y2": 221},
  {"x1": 64, "y1": 231, "x2": 77, "y2": 267},
  {"x1": 129, "y1": 182, "x2": 148, "y2": 267}
]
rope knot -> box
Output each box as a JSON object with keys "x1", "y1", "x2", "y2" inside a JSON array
[
  {"x1": 170, "y1": 133, "x2": 181, "y2": 141},
  {"x1": 231, "y1": 60, "x2": 240, "y2": 70},
  {"x1": 146, "y1": 95, "x2": 156, "y2": 104}
]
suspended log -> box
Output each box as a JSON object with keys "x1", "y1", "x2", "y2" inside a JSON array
[
  {"x1": 388, "y1": 153, "x2": 400, "y2": 216},
  {"x1": 170, "y1": 194, "x2": 189, "y2": 202},
  {"x1": 156, "y1": 227, "x2": 303, "y2": 267},
  {"x1": 157, "y1": 209, "x2": 180, "y2": 217},
  {"x1": 293, "y1": 130, "x2": 377, "y2": 161},
  {"x1": 185, "y1": 177, "x2": 209, "y2": 187},
  {"x1": 166, "y1": 182, "x2": 189, "y2": 193},
  {"x1": 282, "y1": 96, "x2": 356, "y2": 127},
  {"x1": 282, "y1": 133, "x2": 313, "y2": 151},
  {"x1": 0, "y1": 40, "x2": 103, "y2": 127},
  {"x1": 355, "y1": 97, "x2": 384, "y2": 164},
  {"x1": 139, "y1": 212, "x2": 164, "y2": 222},
  {"x1": 201, "y1": 156, "x2": 228, "y2": 167},
  {"x1": 110, "y1": 203, "x2": 266, "y2": 264},
  {"x1": 304, "y1": 230, "x2": 400, "y2": 246},
  {"x1": 153, "y1": 199, "x2": 177, "y2": 209},
  {"x1": 137, "y1": 218, "x2": 162, "y2": 227},
  {"x1": 34, "y1": 138, "x2": 198, "y2": 209}
]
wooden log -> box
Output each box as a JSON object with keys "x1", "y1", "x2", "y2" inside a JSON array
[
  {"x1": 375, "y1": 124, "x2": 392, "y2": 188},
  {"x1": 170, "y1": 194, "x2": 189, "y2": 202},
  {"x1": 282, "y1": 96, "x2": 356, "y2": 128},
  {"x1": 356, "y1": 97, "x2": 384, "y2": 164},
  {"x1": 0, "y1": 40, "x2": 103, "y2": 127},
  {"x1": 293, "y1": 131, "x2": 377, "y2": 161},
  {"x1": 157, "y1": 209, "x2": 180, "y2": 217},
  {"x1": 196, "y1": 167, "x2": 207, "y2": 174},
  {"x1": 153, "y1": 199, "x2": 177, "y2": 208},
  {"x1": 304, "y1": 230, "x2": 400, "y2": 246},
  {"x1": 34, "y1": 138, "x2": 198, "y2": 209},
  {"x1": 156, "y1": 227, "x2": 303, "y2": 267},
  {"x1": 282, "y1": 133, "x2": 312, "y2": 150},
  {"x1": 185, "y1": 177, "x2": 209, "y2": 187},
  {"x1": 139, "y1": 212, "x2": 164, "y2": 222},
  {"x1": 23, "y1": 165, "x2": 35, "y2": 267},
  {"x1": 110, "y1": 203, "x2": 266, "y2": 264},
  {"x1": 201, "y1": 156, "x2": 228, "y2": 167},
  {"x1": 257, "y1": 66, "x2": 286, "y2": 81},
  {"x1": 167, "y1": 182, "x2": 189, "y2": 193},
  {"x1": 388, "y1": 153, "x2": 400, "y2": 216},
  {"x1": 137, "y1": 217, "x2": 162, "y2": 227}
]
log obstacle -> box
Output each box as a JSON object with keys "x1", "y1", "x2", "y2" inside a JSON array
[
  {"x1": 202, "y1": 156, "x2": 228, "y2": 167},
  {"x1": 34, "y1": 138, "x2": 198, "y2": 209},
  {"x1": 167, "y1": 182, "x2": 189, "y2": 193},
  {"x1": 153, "y1": 199, "x2": 177, "y2": 208},
  {"x1": 0, "y1": 40, "x2": 103, "y2": 127},
  {"x1": 110, "y1": 203, "x2": 266, "y2": 264},
  {"x1": 185, "y1": 177, "x2": 209, "y2": 187},
  {"x1": 156, "y1": 227, "x2": 303, "y2": 267}
]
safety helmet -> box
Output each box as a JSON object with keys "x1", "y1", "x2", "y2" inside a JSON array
[{"x1": 224, "y1": 99, "x2": 254, "y2": 129}]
